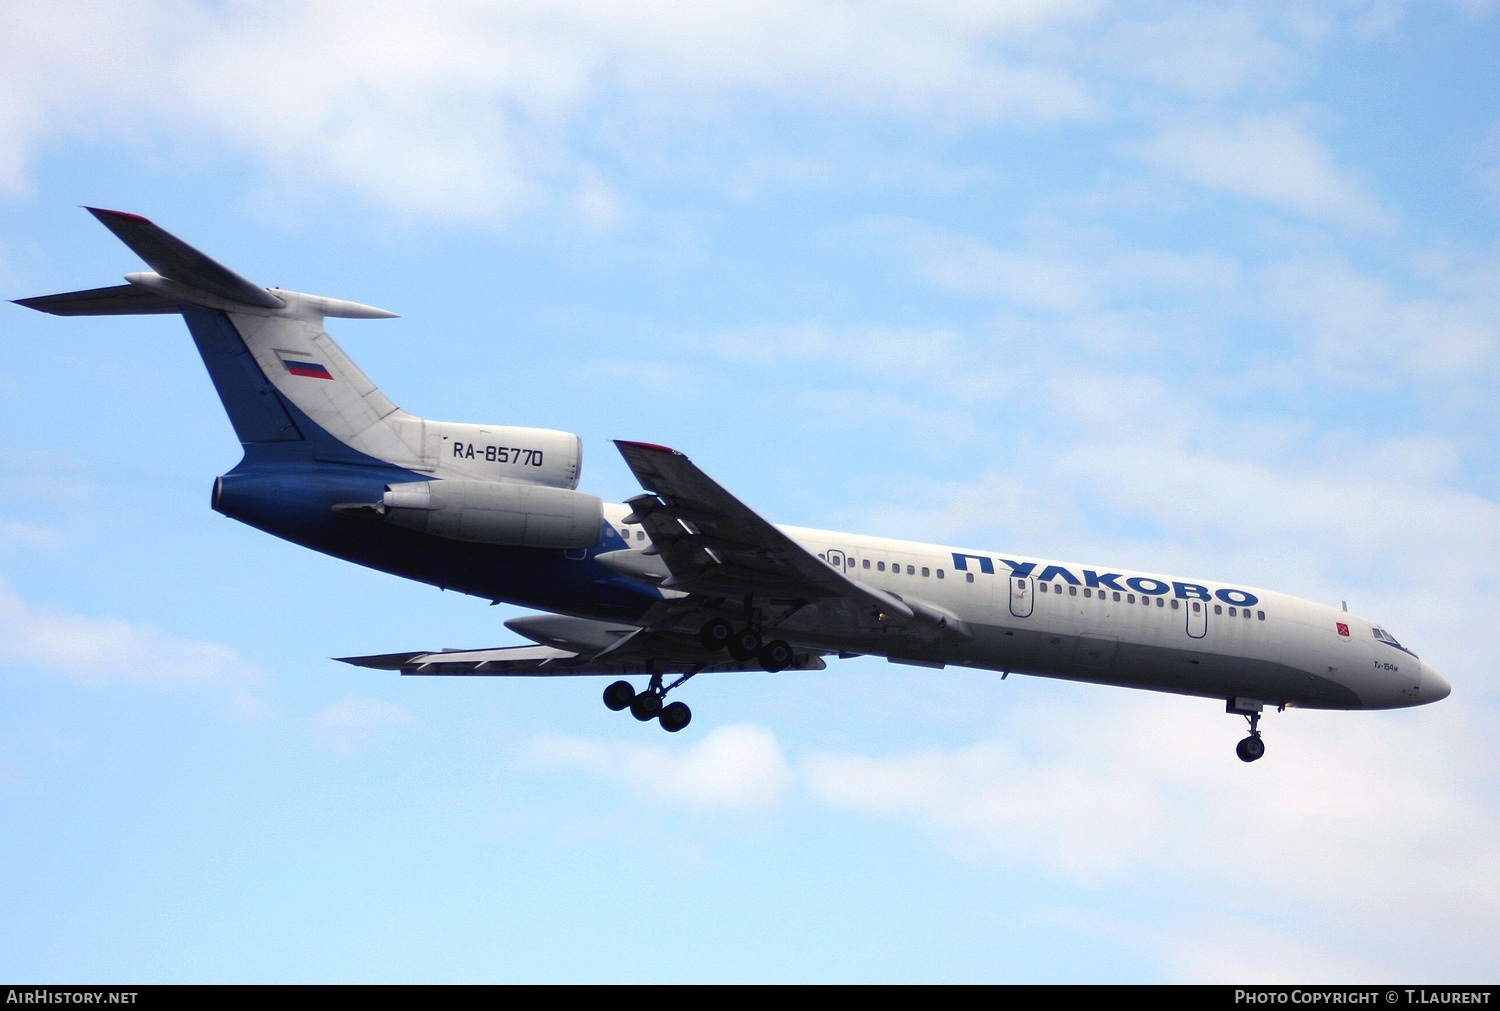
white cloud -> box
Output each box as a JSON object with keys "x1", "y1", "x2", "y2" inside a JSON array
[
  {"x1": 532, "y1": 723, "x2": 793, "y2": 810},
  {"x1": 1132, "y1": 114, "x2": 1392, "y2": 227},
  {"x1": 1099, "y1": 7, "x2": 1300, "y2": 99},
  {"x1": 1260, "y1": 254, "x2": 1500, "y2": 386},
  {"x1": 807, "y1": 695, "x2": 1500, "y2": 981},
  {"x1": 0, "y1": 0, "x2": 1097, "y2": 218},
  {"x1": 309, "y1": 694, "x2": 423, "y2": 753},
  {"x1": 1464, "y1": 123, "x2": 1500, "y2": 205},
  {"x1": 712, "y1": 322, "x2": 967, "y2": 377},
  {"x1": 0, "y1": 521, "x2": 65, "y2": 549},
  {"x1": 1154, "y1": 917, "x2": 1395, "y2": 983},
  {"x1": 807, "y1": 729, "x2": 1166, "y2": 878},
  {"x1": 0, "y1": 450, "x2": 93, "y2": 505},
  {"x1": 793, "y1": 388, "x2": 991, "y2": 448},
  {"x1": 896, "y1": 219, "x2": 1244, "y2": 313},
  {"x1": 0, "y1": 1, "x2": 195, "y2": 196},
  {"x1": 0, "y1": 577, "x2": 269, "y2": 714}
]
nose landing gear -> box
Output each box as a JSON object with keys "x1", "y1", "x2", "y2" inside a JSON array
[{"x1": 1227, "y1": 698, "x2": 1267, "y2": 762}]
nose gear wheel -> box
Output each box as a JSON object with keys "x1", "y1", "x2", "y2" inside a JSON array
[{"x1": 1230, "y1": 704, "x2": 1266, "y2": 763}]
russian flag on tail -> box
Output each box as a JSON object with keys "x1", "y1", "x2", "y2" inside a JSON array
[{"x1": 279, "y1": 355, "x2": 333, "y2": 380}]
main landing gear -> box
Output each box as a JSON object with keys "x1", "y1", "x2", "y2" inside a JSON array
[
  {"x1": 603, "y1": 603, "x2": 797, "y2": 733},
  {"x1": 700, "y1": 615, "x2": 793, "y2": 672},
  {"x1": 1227, "y1": 698, "x2": 1267, "y2": 762},
  {"x1": 603, "y1": 674, "x2": 694, "y2": 733}
]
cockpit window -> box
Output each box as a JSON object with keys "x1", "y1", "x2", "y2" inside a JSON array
[{"x1": 1372, "y1": 626, "x2": 1417, "y2": 657}]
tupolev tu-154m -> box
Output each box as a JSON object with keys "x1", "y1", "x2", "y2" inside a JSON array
[{"x1": 15, "y1": 208, "x2": 1452, "y2": 761}]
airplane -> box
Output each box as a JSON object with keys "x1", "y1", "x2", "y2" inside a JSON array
[{"x1": 14, "y1": 208, "x2": 1452, "y2": 762}]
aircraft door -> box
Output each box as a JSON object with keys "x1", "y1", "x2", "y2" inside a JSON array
[
  {"x1": 827, "y1": 549, "x2": 845, "y2": 571},
  {"x1": 1009, "y1": 574, "x2": 1035, "y2": 618},
  {"x1": 1185, "y1": 599, "x2": 1207, "y2": 639},
  {"x1": 1073, "y1": 634, "x2": 1119, "y2": 670}
]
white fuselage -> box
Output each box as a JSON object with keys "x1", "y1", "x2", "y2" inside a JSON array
[{"x1": 605, "y1": 504, "x2": 1449, "y2": 712}]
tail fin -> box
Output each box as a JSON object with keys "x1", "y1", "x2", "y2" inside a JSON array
[
  {"x1": 15, "y1": 209, "x2": 586, "y2": 487},
  {"x1": 14, "y1": 208, "x2": 416, "y2": 463}
]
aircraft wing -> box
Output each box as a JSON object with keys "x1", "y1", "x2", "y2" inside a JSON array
[
  {"x1": 614, "y1": 440, "x2": 968, "y2": 638},
  {"x1": 338, "y1": 641, "x2": 826, "y2": 677}
]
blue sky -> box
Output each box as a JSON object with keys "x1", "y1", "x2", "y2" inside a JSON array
[{"x1": 2, "y1": 0, "x2": 1498, "y2": 982}]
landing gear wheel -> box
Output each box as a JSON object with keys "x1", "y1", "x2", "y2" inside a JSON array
[
  {"x1": 758, "y1": 639, "x2": 793, "y2": 672},
  {"x1": 726, "y1": 627, "x2": 762, "y2": 662},
  {"x1": 630, "y1": 691, "x2": 663, "y2": 722},
  {"x1": 603, "y1": 680, "x2": 636, "y2": 711},
  {"x1": 1236, "y1": 735, "x2": 1266, "y2": 763},
  {"x1": 699, "y1": 617, "x2": 734, "y2": 652},
  {"x1": 659, "y1": 701, "x2": 692, "y2": 733}
]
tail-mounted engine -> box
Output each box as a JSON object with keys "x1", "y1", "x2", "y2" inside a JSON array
[{"x1": 339, "y1": 479, "x2": 603, "y2": 550}]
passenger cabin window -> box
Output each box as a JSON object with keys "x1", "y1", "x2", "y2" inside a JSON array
[
  {"x1": 921, "y1": 567, "x2": 930, "y2": 577},
  {"x1": 863, "y1": 559, "x2": 870, "y2": 569},
  {"x1": 878, "y1": 561, "x2": 885, "y2": 571},
  {"x1": 1113, "y1": 591, "x2": 1121, "y2": 602},
  {"x1": 966, "y1": 572, "x2": 974, "y2": 583},
  {"x1": 1191, "y1": 602, "x2": 1200, "y2": 612},
  {"x1": 1171, "y1": 599, "x2": 1180, "y2": 610},
  {"x1": 1229, "y1": 607, "x2": 1237, "y2": 617},
  {"x1": 1257, "y1": 610, "x2": 1265, "y2": 620},
  {"x1": 907, "y1": 565, "x2": 915, "y2": 575},
  {"x1": 1214, "y1": 604, "x2": 1223, "y2": 615},
  {"x1": 1069, "y1": 586, "x2": 1077, "y2": 596},
  {"x1": 1040, "y1": 582, "x2": 1049, "y2": 592},
  {"x1": 936, "y1": 570, "x2": 944, "y2": 579}
]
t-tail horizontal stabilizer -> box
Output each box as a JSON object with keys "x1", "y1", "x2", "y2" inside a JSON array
[
  {"x1": 13, "y1": 208, "x2": 397, "y2": 319},
  {"x1": 85, "y1": 207, "x2": 285, "y2": 308},
  {"x1": 13, "y1": 283, "x2": 181, "y2": 316}
]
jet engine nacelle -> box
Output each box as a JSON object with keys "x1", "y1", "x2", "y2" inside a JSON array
[{"x1": 382, "y1": 479, "x2": 603, "y2": 550}]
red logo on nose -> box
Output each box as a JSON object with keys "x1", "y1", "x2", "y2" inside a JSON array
[{"x1": 1336, "y1": 622, "x2": 1350, "y2": 637}]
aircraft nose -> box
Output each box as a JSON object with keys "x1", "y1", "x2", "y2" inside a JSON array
[{"x1": 1420, "y1": 660, "x2": 1452, "y2": 703}]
